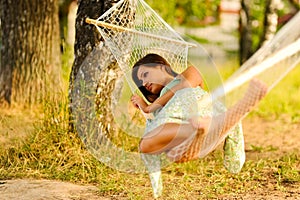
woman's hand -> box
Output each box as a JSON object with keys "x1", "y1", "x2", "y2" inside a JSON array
[{"x1": 130, "y1": 94, "x2": 150, "y2": 113}]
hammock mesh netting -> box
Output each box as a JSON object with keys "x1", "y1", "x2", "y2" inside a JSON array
[{"x1": 72, "y1": 0, "x2": 300, "y2": 197}]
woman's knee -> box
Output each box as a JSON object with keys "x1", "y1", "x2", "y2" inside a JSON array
[{"x1": 139, "y1": 139, "x2": 153, "y2": 153}]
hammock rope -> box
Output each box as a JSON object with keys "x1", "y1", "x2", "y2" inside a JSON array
[
  {"x1": 86, "y1": 0, "x2": 300, "y2": 162},
  {"x1": 85, "y1": 18, "x2": 197, "y2": 48}
]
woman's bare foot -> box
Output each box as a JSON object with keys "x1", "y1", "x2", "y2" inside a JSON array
[{"x1": 245, "y1": 78, "x2": 268, "y2": 101}]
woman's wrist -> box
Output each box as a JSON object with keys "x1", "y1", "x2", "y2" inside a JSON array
[
  {"x1": 146, "y1": 103, "x2": 162, "y2": 113},
  {"x1": 143, "y1": 105, "x2": 150, "y2": 113}
]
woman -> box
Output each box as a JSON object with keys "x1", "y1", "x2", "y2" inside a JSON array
[
  {"x1": 130, "y1": 53, "x2": 267, "y2": 197},
  {"x1": 130, "y1": 53, "x2": 260, "y2": 169}
]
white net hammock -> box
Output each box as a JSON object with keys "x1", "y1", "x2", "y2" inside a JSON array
[{"x1": 72, "y1": 0, "x2": 300, "y2": 197}]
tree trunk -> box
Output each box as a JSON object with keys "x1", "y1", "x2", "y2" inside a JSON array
[
  {"x1": 69, "y1": 0, "x2": 120, "y2": 136},
  {"x1": 288, "y1": 0, "x2": 300, "y2": 10},
  {"x1": 259, "y1": 0, "x2": 281, "y2": 48},
  {"x1": 239, "y1": 0, "x2": 253, "y2": 65},
  {"x1": 238, "y1": 0, "x2": 299, "y2": 65},
  {"x1": 0, "y1": 0, "x2": 61, "y2": 106}
]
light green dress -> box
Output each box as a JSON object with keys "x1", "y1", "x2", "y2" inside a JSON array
[{"x1": 141, "y1": 78, "x2": 245, "y2": 198}]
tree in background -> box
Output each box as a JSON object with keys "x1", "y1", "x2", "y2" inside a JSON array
[
  {"x1": 239, "y1": 0, "x2": 253, "y2": 65},
  {"x1": 239, "y1": 0, "x2": 299, "y2": 65},
  {"x1": 0, "y1": 0, "x2": 62, "y2": 106},
  {"x1": 69, "y1": 0, "x2": 120, "y2": 136}
]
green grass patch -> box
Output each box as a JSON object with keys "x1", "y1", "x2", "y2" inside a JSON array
[{"x1": 255, "y1": 66, "x2": 300, "y2": 120}]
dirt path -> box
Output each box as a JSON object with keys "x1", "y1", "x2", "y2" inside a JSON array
[
  {"x1": 243, "y1": 116, "x2": 300, "y2": 160},
  {"x1": 0, "y1": 179, "x2": 107, "y2": 200}
]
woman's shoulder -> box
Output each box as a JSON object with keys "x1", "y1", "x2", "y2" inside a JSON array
[
  {"x1": 160, "y1": 78, "x2": 181, "y2": 96},
  {"x1": 179, "y1": 66, "x2": 204, "y2": 88}
]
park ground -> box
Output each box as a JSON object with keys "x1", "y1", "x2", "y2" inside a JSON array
[{"x1": 0, "y1": 104, "x2": 299, "y2": 199}]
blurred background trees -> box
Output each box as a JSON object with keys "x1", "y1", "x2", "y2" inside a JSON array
[
  {"x1": 239, "y1": 0, "x2": 299, "y2": 64},
  {"x1": 146, "y1": 0, "x2": 221, "y2": 26}
]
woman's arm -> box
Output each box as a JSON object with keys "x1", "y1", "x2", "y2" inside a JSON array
[
  {"x1": 144, "y1": 66, "x2": 204, "y2": 113},
  {"x1": 180, "y1": 65, "x2": 204, "y2": 88}
]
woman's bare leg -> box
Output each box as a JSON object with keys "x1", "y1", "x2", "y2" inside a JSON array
[
  {"x1": 139, "y1": 123, "x2": 198, "y2": 154},
  {"x1": 216, "y1": 79, "x2": 267, "y2": 137}
]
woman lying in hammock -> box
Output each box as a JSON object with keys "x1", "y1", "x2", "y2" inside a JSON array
[{"x1": 131, "y1": 53, "x2": 268, "y2": 165}]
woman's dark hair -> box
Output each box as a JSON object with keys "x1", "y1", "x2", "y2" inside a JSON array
[{"x1": 132, "y1": 53, "x2": 177, "y2": 103}]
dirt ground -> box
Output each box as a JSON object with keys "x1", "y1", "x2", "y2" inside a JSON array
[
  {"x1": 220, "y1": 116, "x2": 300, "y2": 200},
  {"x1": 0, "y1": 111, "x2": 299, "y2": 199},
  {"x1": 243, "y1": 116, "x2": 300, "y2": 159},
  {"x1": 0, "y1": 179, "x2": 107, "y2": 200}
]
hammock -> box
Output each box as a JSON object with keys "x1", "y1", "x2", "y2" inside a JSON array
[
  {"x1": 75, "y1": 0, "x2": 300, "y2": 197},
  {"x1": 85, "y1": 0, "x2": 300, "y2": 161}
]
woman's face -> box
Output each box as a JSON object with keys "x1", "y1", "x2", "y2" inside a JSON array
[{"x1": 137, "y1": 65, "x2": 169, "y2": 95}]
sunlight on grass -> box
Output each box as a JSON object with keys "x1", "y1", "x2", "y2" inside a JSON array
[{"x1": 256, "y1": 65, "x2": 300, "y2": 120}]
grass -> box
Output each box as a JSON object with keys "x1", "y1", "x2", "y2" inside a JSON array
[
  {"x1": 256, "y1": 65, "x2": 300, "y2": 120},
  {"x1": 0, "y1": 54, "x2": 299, "y2": 199}
]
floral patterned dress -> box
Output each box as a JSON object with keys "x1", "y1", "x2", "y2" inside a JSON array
[{"x1": 141, "y1": 78, "x2": 245, "y2": 198}]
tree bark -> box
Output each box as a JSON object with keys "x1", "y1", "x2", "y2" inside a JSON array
[
  {"x1": 238, "y1": 0, "x2": 299, "y2": 65},
  {"x1": 69, "y1": 0, "x2": 120, "y2": 136},
  {"x1": 259, "y1": 0, "x2": 281, "y2": 48},
  {"x1": 288, "y1": 0, "x2": 300, "y2": 10},
  {"x1": 0, "y1": 0, "x2": 61, "y2": 106},
  {"x1": 239, "y1": 0, "x2": 253, "y2": 65}
]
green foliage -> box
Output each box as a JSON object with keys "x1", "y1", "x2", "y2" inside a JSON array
[
  {"x1": 246, "y1": 0, "x2": 298, "y2": 53},
  {"x1": 249, "y1": 0, "x2": 268, "y2": 51},
  {"x1": 146, "y1": 0, "x2": 221, "y2": 26}
]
